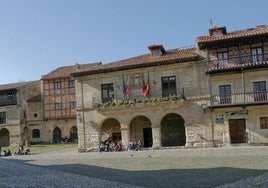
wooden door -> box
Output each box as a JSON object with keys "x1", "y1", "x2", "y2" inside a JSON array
[{"x1": 229, "y1": 119, "x2": 246, "y2": 143}]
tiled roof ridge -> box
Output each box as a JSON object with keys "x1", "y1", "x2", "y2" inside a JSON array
[
  {"x1": 197, "y1": 24, "x2": 268, "y2": 43},
  {"x1": 42, "y1": 62, "x2": 101, "y2": 79},
  {"x1": 0, "y1": 80, "x2": 39, "y2": 90}
]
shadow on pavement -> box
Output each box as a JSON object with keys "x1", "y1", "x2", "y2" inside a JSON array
[{"x1": 6, "y1": 158, "x2": 268, "y2": 188}]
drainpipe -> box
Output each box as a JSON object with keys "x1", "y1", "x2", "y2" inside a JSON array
[
  {"x1": 80, "y1": 80, "x2": 86, "y2": 149},
  {"x1": 206, "y1": 49, "x2": 215, "y2": 146}
]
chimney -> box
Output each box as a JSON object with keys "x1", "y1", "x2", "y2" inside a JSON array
[
  {"x1": 209, "y1": 26, "x2": 227, "y2": 36},
  {"x1": 148, "y1": 44, "x2": 166, "y2": 57}
]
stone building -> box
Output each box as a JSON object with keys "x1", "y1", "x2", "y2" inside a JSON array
[
  {"x1": 72, "y1": 25, "x2": 268, "y2": 152},
  {"x1": 0, "y1": 81, "x2": 40, "y2": 147},
  {"x1": 71, "y1": 45, "x2": 211, "y2": 152},
  {"x1": 197, "y1": 25, "x2": 268, "y2": 146},
  {"x1": 40, "y1": 63, "x2": 100, "y2": 143}
]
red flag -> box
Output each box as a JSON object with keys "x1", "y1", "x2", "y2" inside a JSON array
[{"x1": 142, "y1": 79, "x2": 150, "y2": 97}]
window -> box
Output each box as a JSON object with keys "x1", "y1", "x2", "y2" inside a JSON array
[
  {"x1": 54, "y1": 82, "x2": 61, "y2": 89},
  {"x1": 162, "y1": 76, "x2": 177, "y2": 97},
  {"x1": 101, "y1": 83, "x2": 114, "y2": 103},
  {"x1": 70, "y1": 101, "x2": 76, "y2": 109},
  {"x1": 260, "y1": 117, "x2": 268, "y2": 129},
  {"x1": 69, "y1": 80, "x2": 75, "y2": 88},
  {"x1": 217, "y1": 52, "x2": 228, "y2": 67},
  {"x1": 253, "y1": 81, "x2": 267, "y2": 101},
  {"x1": 33, "y1": 113, "x2": 38, "y2": 118},
  {"x1": 0, "y1": 112, "x2": 6, "y2": 124},
  {"x1": 219, "y1": 85, "x2": 231, "y2": 104},
  {"x1": 251, "y1": 47, "x2": 263, "y2": 63},
  {"x1": 55, "y1": 103, "x2": 62, "y2": 110},
  {"x1": 32, "y1": 129, "x2": 40, "y2": 138}
]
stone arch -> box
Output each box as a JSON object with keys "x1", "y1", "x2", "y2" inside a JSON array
[
  {"x1": 0, "y1": 128, "x2": 10, "y2": 147},
  {"x1": 53, "y1": 127, "x2": 62, "y2": 142},
  {"x1": 161, "y1": 113, "x2": 186, "y2": 147},
  {"x1": 70, "y1": 126, "x2": 78, "y2": 141},
  {"x1": 130, "y1": 115, "x2": 152, "y2": 148},
  {"x1": 101, "y1": 118, "x2": 121, "y2": 143}
]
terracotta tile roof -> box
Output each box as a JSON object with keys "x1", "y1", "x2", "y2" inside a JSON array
[
  {"x1": 196, "y1": 25, "x2": 268, "y2": 45},
  {"x1": 41, "y1": 62, "x2": 101, "y2": 79},
  {"x1": 72, "y1": 46, "x2": 197, "y2": 77},
  {"x1": 0, "y1": 81, "x2": 37, "y2": 91}
]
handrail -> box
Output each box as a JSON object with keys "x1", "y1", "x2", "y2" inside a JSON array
[{"x1": 211, "y1": 91, "x2": 268, "y2": 106}]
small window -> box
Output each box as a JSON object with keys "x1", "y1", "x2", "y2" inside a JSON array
[
  {"x1": 251, "y1": 47, "x2": 263, "y2": 63},
  {"x1": 32, "y1": 129, "x2": 40, "y2": 138},
  {"x1": 55, "y1": 103, "x2": 62, "y2": 110},
  {"x1": 260, "y1": 117, "x2": 268, "y2": 129},
  {"x1": 33, "y1": 113, "x2": 38, "y2": 118},
  {"x1": 69, "y1": 80, "x2": 75, "y2": 88},
  {"x1": 70, "y1": 101, "x2": 76, "y2": 109},
  {"x1": 0, "y1": 112, "x2": 6, "y2": 124},
  {"x1": 217, "y1": 52, "x2": 228, "y2": 66},
  {"x1": 54, "y1": 82, "x2": 61, "y2": 89}
]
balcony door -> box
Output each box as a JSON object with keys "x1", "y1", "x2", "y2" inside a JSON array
[
  {"x1": 253, "y1": 81, "x2": 267, "y2": 101},
  {"x1": 162, "y1": 76, "x2": 177, "y2": 97},
  {"x1": 219, "y1": 85, "x2": 231, "y2": 104}
]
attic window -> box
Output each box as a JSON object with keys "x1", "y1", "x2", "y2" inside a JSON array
[{"x1": 148, "y1": 44, "x2": 166, "y2": 57}]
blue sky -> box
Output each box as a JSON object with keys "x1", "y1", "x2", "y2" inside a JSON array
[{"x1": 0, "y1": 0, "x2": 267, "y2": 84}]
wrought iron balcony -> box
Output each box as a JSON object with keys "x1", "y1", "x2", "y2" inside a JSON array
[
  {"x1": 206, "y1": 53, "x2": 268, "y2": 73},
  {"x1": 92, "y1": 88, "x2": 185, "y2": 111},
  {"x1": 0, "y1": 98, "x2": 17, "y2": 106},
  {"x1": 211, "y1": 91, "x2": 268, "y2": 107}
]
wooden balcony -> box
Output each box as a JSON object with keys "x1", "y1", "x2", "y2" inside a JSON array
[
  {"x1": 206, "y1": 53, "x2": 268, "y2": 74},
  {"x1": 211, "y1": 91, "x2": 268, "y2": 108}
]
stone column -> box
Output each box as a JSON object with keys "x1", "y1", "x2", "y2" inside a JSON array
[
  {"x1": 152, "y1": 126, "x2": 161, "y2": 149},
  {"x1": 120, "y1": 127, "x2": 130, "y2": 150}
]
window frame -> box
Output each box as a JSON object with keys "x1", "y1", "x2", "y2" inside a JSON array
[
  {"x1": 69, "y1": 80, "x2": 75, "y2": 88},
  {"x1": 161, "y1": 76, "x2": 177, "y2": 97},
  {"x1": 260, "y1": 117, "x2": 268, "y2": 129},
  {"x1": 0, "y1": 112, "x2": 6, "y2": 124},
  {"x1": 219, "y1": 85, "x2": 231, "y2": 104},
  {"x1": 253, "y1": 81, "x2": 267, "y2": 101},
  {"x1": 69, "y1": 101, "x2": 76, "y2": 109},
  {"x1": 217, "y1": 52, "x2": 229, "y2": 67},
  {"x1": 55, "y1": 103, "x2": 62, "y2": 110},
  {"x1": 54, "y1": 82, "x2": 61, "y2": 89},
  {"x1": 101, "y1": 83, "x2": 114, "y2": 103},
  {"x1": 251, "y1": 47, "x2": 263, "y2": 63}
]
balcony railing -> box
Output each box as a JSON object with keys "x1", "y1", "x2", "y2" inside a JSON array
[
  {"x1": 211, "y1": 91, "x2": 268, "y2": 107},
  {"x1": 206, "y1": 53, "x2": 268, "y2": 73},
  {"x1": 0, "y1": 98, "x2": 17, "y2": 106}
]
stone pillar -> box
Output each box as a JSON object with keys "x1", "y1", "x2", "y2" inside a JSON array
[
  {"x1": 120, "y1": 127, "x2": 130, "y2": 150},
  {"x1": 152, "y1": 126, "x2": 161, "y2": 149}
]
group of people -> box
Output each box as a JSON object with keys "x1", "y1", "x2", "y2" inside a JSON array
[
  {"x1": 97, "y1": 135, "x2": 123, "y2": 152},
  {"x1": 127, "y1": 140, "x2": 142, "y2": 151},
  {"x1": 97, "y1": 135, "x2": 142, "y2": 152},
  {"x1": 0, "y1": 146, "x2": 30, "y2": 157}
]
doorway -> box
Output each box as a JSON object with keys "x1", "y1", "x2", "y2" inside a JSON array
[
  {"x1": 229, "y1": 119, "x2": 246, "y2": 143},
  {"x1": 143, "y1": 128, "x2": 152, "y2": 147}
]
